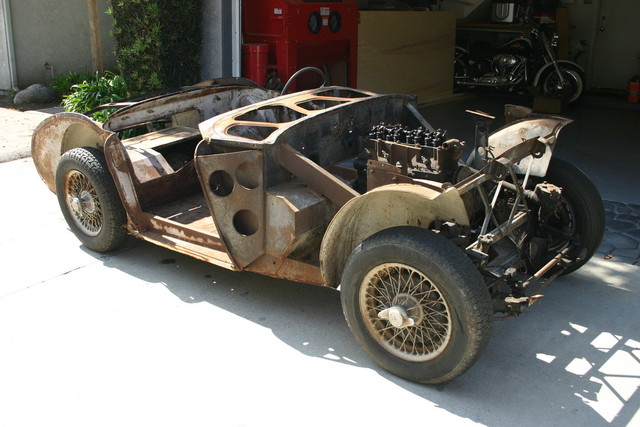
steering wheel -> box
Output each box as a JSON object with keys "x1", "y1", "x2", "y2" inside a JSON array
[{"x1": 280, "y1": 67, "x2": 328, "y2": 96}]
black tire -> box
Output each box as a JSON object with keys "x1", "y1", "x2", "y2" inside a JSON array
[
  {"x1": 55, "y1": 147, "x2": 127, "y2": 253},
  {"x1": 537, "y1": 63, "x2": 585, "y2": 104},
  {"x1": 340, "y1": 227, "x2": 492, "y2": 384},
  {"x1": 540, "y1": 157, "x2": 605, "y2": 274}
]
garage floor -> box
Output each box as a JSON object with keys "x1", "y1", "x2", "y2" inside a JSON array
[{"x1": 420, "y1": 93, "x2": 640, "y2": 266}]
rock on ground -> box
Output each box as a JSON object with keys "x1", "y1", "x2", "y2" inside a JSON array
[{"x1": 13, "y1": 84, "x2": 57, "y2": 105}]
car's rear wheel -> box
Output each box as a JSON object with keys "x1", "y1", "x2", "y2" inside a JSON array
[
  {"x1": 340, "y1": 227, "x2": 492, "y2": 384},
  {"x1": 55, "y1": 147, "x2": 127, "y2": 252}
]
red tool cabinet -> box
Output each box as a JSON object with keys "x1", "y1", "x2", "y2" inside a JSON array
[{"x1": 242, "y1": 0, "x2": 359, "y2": 90}]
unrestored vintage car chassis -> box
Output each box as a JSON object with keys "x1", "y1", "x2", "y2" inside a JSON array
[{"x1": 32, "y1": 79, "x2": 603, "y2": 383}]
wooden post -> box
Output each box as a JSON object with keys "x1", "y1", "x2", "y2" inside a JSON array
[{"x1": 87, "y1": 0, "x2": 104, "y2": 73}]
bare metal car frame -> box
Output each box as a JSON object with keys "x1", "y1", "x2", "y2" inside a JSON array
[{"x1": 32, "y1": 79, "x2": 604, "y2": 384}]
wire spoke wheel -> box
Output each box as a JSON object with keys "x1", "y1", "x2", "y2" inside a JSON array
[
  {"x1": 56, "y1": 147, "x2": 127, "y2": 253},
  {"x1": 540, "y1": 66, "x2": 584, "y2": 103},
  {"x1": 360, "y1": 263, "x2": 451, "y2": 362},
  {"x1": 64, "y1": 170, "x2": 103, "y2": 236},
  {"x1": 341, "y1": 227, "x2": 492, "y2": 384}
]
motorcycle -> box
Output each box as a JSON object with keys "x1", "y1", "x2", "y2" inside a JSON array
[{"x1": 454, "y1": 25, "x2": 585, "y2": 103}]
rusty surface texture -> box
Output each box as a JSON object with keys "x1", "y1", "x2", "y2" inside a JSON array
[
  {"x1": 264, "y1": 181, "x2": 333, "y2": 261},
  {"x1": 245, "y1": 255, "x2": 324, "y2": 286},
  {"x1": 31, "y1": 113, "x2": 110, "y2": 192},
  {"x1": 488, "y1": 115, "x2": 572, "y2": 176},
  {"x1": 191, "y1": 86, "x2": 436, "y2": 283},
  {"x1": 31, "y1": 81, "x2": 594, "y2": 316},
  {"x1": 199, "y1": 87, "x2": 389, "y2": 150},
  {"x1": 104, "y1": 85, "x2": 275, "y2": 132},
  {"x1": 277, "y1": 144, "x2": 359, "y2": 207},
  {"x1": 320, "y1": 184, "x2": 469, "y2": 287},
  {"x1": 106, "y1": 133, "x2": 236, "y2": 270},
  {"x1": 26, "y1": 77, "x2": 610, "y2": 387},
  {"x1": 123, "y1": 126, "x2": 201, "y2": 183},
  {"x1": 196, "y1": 149, "x2": 265, "y2": 268},
  {"x1": 104, "y1": 134, "x2": 150, "y2": 229}
]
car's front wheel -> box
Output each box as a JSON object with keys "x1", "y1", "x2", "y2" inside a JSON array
[
  {"x1": 340, "y1": 227, "x2": 492, "y2": 384},
  {"x1": 55, "y1": 147, "x2": 127, "y2": 252},
  {"x1": 538, "y1": 158, "x2": 605, "y2": 274}
]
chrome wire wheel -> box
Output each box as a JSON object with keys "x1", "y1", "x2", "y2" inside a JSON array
[
  {"x1": 56, "y1": 147, "x2": 127, "y2": 253},
  {"x1": 541, "y1": 67, "x2": 584, "y2": 103},
  {"x1": 63, "y1": 169, "x2": 103, "y2": 237},
  {"x1": 359, "y1": 262, "x2": 452, "y2": 362},
  {"x1": 341, "y1": 227, "x2": 492, "y2": 383}
]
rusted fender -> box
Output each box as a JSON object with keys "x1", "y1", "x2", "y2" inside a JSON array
[
  {"x1": 488, "y1": 115, "x2": 572, "y2": 177},
  {"x1": 31, "y1": 112, "x2": 110, "y2": 193},
  {"x1": 319, "y1": 183, "x2": 469, "y2": 287}
]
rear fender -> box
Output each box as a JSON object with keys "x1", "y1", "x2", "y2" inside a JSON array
[
  {"x1": 31, "y1": 113, "x2": 109, "y2": 192},
  {"x1": 319, "y1": 184, "x2": 469, "y2": 287}
]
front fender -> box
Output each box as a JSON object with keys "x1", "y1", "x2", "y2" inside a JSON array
[
  {"x1": 319, "y1": 184, "x2": 469, "y2": 287},
  {"x1": 532, "y1": 60, "x2": 585, "y2": 87},
  {"x1": 488, "y1": 115, "x2": 572, "y2": 177}
]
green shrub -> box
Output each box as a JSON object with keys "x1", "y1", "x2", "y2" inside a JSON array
[
  {"x1": 62, "y1": 71, "x2": 128, "y2": 122},
  {"x1": 109, "y1": 0, "x2": 203, "y2": 93},
  {"x1": 50, "y1": 71, "x2": 95, "y2": 97}
]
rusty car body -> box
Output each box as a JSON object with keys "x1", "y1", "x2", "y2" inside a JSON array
[{"x1": 32, "y1": 77, "x2": 605, "y2": 384}]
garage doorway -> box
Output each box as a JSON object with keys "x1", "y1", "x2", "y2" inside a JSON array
[{"x1": 588, "y1": 0, "x2": 640, "y2": 91}]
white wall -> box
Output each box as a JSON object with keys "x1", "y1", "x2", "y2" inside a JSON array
[
  {"x1": 8, "y1": 0, "x2": 116, "y2": 89},
  {"x1": 2, "y1": 0, "x2": 228, "y2": 91}
]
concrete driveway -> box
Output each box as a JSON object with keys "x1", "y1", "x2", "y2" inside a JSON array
[
  {"x1": 0, "y1": 108, "x2": 54, "y2": 162},
  {"x1": 0, "y1": 105, "x2": 638, "y2": 426}
]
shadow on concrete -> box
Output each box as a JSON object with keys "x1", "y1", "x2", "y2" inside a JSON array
[{"x1": 90, "y1": 236, "x2": 640, "y2": 426}]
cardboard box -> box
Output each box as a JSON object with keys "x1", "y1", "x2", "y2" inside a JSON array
[
  {"x1": 358, "y1": 11, "x2": 456, "y2": 102},
  {"x1": 532, "y1": 93, "x2": 569, "y2": 114}
]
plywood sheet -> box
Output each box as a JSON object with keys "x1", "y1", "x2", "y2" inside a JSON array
[{"x1": 357, "y1": 11, "x2": 456, "y2": 102}]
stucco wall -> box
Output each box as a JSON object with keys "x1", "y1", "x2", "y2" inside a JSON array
[
  {"x1": 9, "y1": 0, "x2": 116, "y2": 89},
  {"x1": 6, "y1": 0, "x2": 225, "y2": 89}
]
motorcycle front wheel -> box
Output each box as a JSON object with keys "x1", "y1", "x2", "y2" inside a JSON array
[{"x1": 537, "y1": 64, "x2": 585, "y2": 104}]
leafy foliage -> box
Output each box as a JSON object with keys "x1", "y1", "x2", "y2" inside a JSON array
[
  {"x1": 50, "y1": 71, "x2": 95, "y2": 97},
  {"x1": 109, "y1": 0, "x2": 203, "y2": 93},
  {"x1": 62, "y1": 72, "x2": 128, "y2": 122}
]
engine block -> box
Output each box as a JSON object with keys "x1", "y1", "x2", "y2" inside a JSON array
[{"x1": 355, "y1": 123, "x2": 465, "y2": 190}]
